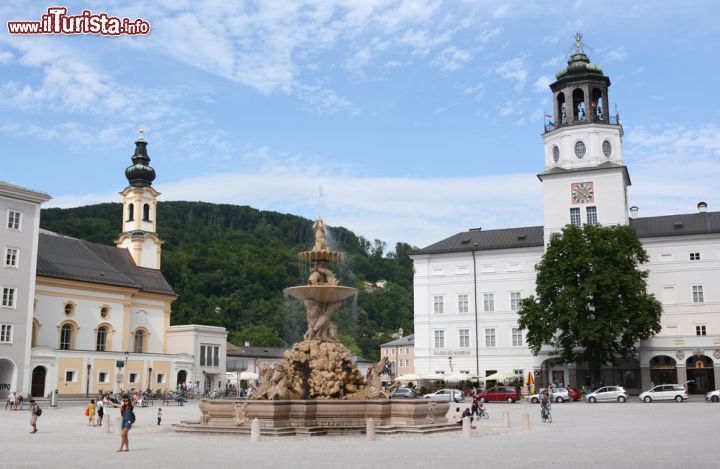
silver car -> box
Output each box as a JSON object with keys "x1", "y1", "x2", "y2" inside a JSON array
[
  {"x1": 423, "y1": 389, "x2": 465, "y2": 402},
  {"x1": 585, "y1": 386, "x2": 628, "y2": 403},
  {"x1": 529, "y1": 387, "x2": 572, "y2": 403},
  {"x1": 705, "y1": 389, "x2": 720, "y2": 403}
]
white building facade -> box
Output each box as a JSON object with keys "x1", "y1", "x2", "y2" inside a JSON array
[
  {"x1": 0, "y1": 182, "x2": 50, "y2": 399},
  {"x1": 412, "y1": 39, "x2": 720, "y2": 394}
]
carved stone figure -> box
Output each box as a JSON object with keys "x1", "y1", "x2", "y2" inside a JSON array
[
  {"x1": 312, "y1": 218, "x2": 328, "y2": 251},
  {"x1": 233, "y1": 402, "x2": 248, "y2": 426},
  {"x1": 425, "y1": 402, "x2": 438, "y2": 424}
]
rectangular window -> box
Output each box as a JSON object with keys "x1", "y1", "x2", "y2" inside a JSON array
[
  {"x1": 570, "y1": 207, "x2": 581, "y2": 226},
  {"x1": 7, "y1": 210, "x2": 21, "y2": 230},
  {"x1": 0, "y1": 324, "x2": 13, "y2": 343},
  {"x1": 129, "y1": 372, "x2": 138, "y2": 384},
  {"x1": 455, "y1": 265, "x2": 469, "y2": 275},
  {"x1": 514, "y1": 369, "x2": 524, "y2": 377},
  {"x1": 512, "y1": 328, "x2": 523, "y2": 346},
  {"x1": 457, "y1": 294, "x2": 469, "y2": 313},
  {"x1": 200, "y1": 345, "x2": 206, "y2": 366},
  {"x1": 483, "y1": 293, "x2": 495, "y2": 312},
  {"x1": 4, "y1": 247, "x2": 19, "y2": 267},
  {"x1": 1, "y1": 287, "x2": 17, "y2": 308},
  {"x1": 434, "y1": 330, "x2": 445, "y2": 348},
  {"x1": 696, "y1": 325, "x2": 707, "y2": 336},
  {"x1": 510, "y1": 292, "x2": 522, "y2": 311},
  {"x1": 433, "y1": 296, "x2": 444, "y2": 314},
  {"x1": 586, "y1": 206, "x2": 598, "y2": 225},
  {"x1": 459, "y1": 329, "x2": 470, "y2": 348},
  {"x1": 405, "y1": 347, "x2": 409, "y2": 355},
  {"x1": 65, "y1": 370, "x2": 76, "y2": 383},
  {"x1": 690, "y1": 252, "x2": 701, "y2": 261},
  {"x1": 98, "y1": 371, "x2": 109, "y2": 384},
  {"x1": 660, "y1": 253, "x2": 673, "y2": 261},
  {"x1": 156, "y1": 373, "x2": 166, "y2": 384},
  {"x1": 692, "y1": 285, "x2": 704, "y2": 303},
  {"x1": 481, "y1": 264, "x2": 495, "y2": 273},
  {"x1": 485, "y1": 329, "x2": 496, "y2": 347},
  {"x1": 200, "y1": 344, "x2": 220, "y2": 367},
  {"x1": 213, "y1": 345, "x2": 219, "y2": 367}
]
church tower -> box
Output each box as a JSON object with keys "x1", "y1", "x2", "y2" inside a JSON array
[
  {"x1": 538, "y1": 34, "x2": 630, "y2": 247},
  {"x1": 115, "y1": 131, "x2": 163, "y2": 269}
]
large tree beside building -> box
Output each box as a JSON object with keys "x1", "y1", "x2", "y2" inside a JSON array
[{"x1": 518, "y1": 224, "x2": 663, "y2": 374}]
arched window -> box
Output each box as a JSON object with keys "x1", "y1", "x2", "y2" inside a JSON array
[
  {"x1": 60, "y1": 323, "x2": 73, "y2": 350},
  {"x1": 572, "y1": 88, "x2": 585, "y2": 121},
  {"x1": 127, "y1": 203, "x2": 135, "y2": 221},
  {"x1": 96, "y1": 326, "x2": 108, "y2": 352},
  {"x1": 142, "y1": 203, "x2": 151, "y2": 221},
  {"x1": 556, "y1": 92, "x2": 566, "y2": 124},
  {"x1": 64, "y1": 302, "x2": 75, "y2": 316},
  {"x1": 133, "y1": 329, "x2": 145, "y2": 353},
  {"x1": 591, "y1": 88, "x2": 604, "y2": 120}
]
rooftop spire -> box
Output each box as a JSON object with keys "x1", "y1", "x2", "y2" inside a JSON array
[{"x1": 125, "y1": 133, "x2": 156, "y2": 188}]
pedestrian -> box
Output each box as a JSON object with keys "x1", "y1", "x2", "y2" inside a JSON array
[
  {"x1": 453, "y1": 407, "x2": 462, "y2": 425},
  {"x1": 96, "y1": 397, "x2": 105, "y2": 426},
  {"x1": 29, "y1": 399, "x2": 41, "y2": 433},
  {"x1": 157, "y1": 408, "x2": 162, "y2": 426},
  {"x1": 87, "y1": 399, "x2": 96, "y2": 426},
  {"x1": 117, "y1": 397, "x2": 135, "y2": 452}
]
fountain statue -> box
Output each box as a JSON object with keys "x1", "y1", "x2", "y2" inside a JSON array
[{"x1": 177, "y1": 217, "x2": 454, "y2": 435}]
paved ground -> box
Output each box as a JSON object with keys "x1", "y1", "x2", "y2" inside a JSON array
[{"x1": 2, "y1": 398, "x2": 719, "y2": 468}]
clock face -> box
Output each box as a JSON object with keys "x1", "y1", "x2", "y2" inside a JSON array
[{"x1": 571, "y1": 182, "x2": 594, "y2": 204}]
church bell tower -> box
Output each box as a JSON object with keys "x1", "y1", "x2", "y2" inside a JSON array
[
  {"x1": 538, "y1": 34, "x2": 631, "y2": 247},
  {"x1": 115, "y1": 130, "x2": 163, "y2": 269}
]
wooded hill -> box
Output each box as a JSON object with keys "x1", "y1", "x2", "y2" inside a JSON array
[{"x1": 40, "y1": 202, "x2": 415, "y2": 361}]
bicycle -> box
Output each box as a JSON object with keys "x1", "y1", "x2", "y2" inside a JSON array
[{"x1": 477, "y1": 407, "x2": 489, "y2": 419}]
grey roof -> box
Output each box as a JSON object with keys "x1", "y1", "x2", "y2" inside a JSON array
[
  {"x1": 414, "y1": 211, "x2": 720, "y2": 256},
  {"x1": 537, "y1": 162, "x2": 631, "y2": 185},
  {"x1": 37, "y1": 231, "x2": 175, "y2": 296},
  {"x1": 413, "y1": 226, "x2": 544, "y2": 255},
  {"x1": 381, "y1": 334, "x2": 415, "y2": 347},
  {"x1": 227, "y1": 345, "x2": 287, "y2": 359},
  {"x1": 631, "y1": 211, "x2": 720, "y2": 238}
]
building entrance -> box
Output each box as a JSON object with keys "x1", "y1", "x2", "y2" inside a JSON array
[
  {"x1": 31, "y1": 366, "x2": 46, "y2": 397},
  {"x1": 650, "y1": 355, "x2": 677, "y2": 385},
  {"x1": 0, "y1": 358, "x2": 16, "y2": 400},
  {"x1": 686, "y1": 355, "x2": 715, "y2": 394}
]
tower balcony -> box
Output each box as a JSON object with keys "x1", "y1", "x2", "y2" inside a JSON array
[{"x1": 544, "y1": 113, "x2": 620, "y2": 134}]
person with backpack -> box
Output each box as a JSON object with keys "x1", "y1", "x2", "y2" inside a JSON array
[
  {"x1": 29, "y1": 399, "x2": 41, "y2": 433},
  {"x1": 117, "y1": 397, "x2": 135, "y2": 452}
]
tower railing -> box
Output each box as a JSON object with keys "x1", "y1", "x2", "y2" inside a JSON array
[{"x1": 543, "y1": 113, "x2": 620, "y2": 133}]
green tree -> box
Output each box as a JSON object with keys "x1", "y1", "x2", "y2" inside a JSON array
[
  {"x1": 229, "y1": 324, "x2": 287, "y2": 348},
  {"x1": 518, "y1": 224, "x2": 662, "y2": 375}
]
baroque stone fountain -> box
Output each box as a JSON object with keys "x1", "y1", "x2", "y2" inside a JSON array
[{"x1": 176, "y1": 218, "x2": 454, "y2": 436}]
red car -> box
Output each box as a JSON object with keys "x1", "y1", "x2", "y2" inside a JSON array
[
  {"x1": 476, "y1": 386, "x2": 520, "y2": 403},
  {"x1": 565, "y1": 386, "x2": 582, "y2": 401}
]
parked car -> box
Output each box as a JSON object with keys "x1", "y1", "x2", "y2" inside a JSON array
[
  {"x1": 585, "y1": 386, "x2": 628, "y2": 403},
  {"x1": 705, "y1": 389, "x2": 720, "y2": 403},
  {"x1": 639, "y1": 384, "x2": 688, "y2": 403},
  {"x1": 528, "y1": 387, "x2": 573, "y2": 403},
  {"x1": 565, "y1": 386, "x2": 582, "y2": 401},
  {"x1": 423, "y1": 389, "x2": 465, "y2": 402},
  {"x1": 391, "y1": 387, "x2": 419, "y2": 399},
  {"x1": 476, "y1": 386, "x2": 520, "y2": 403}
]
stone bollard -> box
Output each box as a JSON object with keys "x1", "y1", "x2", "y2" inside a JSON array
[
  {"x1": 104, "y1": 413, "x2": 111, "y2": 434},
  {"x1": 503, "y1": 411, "x2": 510, "y2": 432},
  {"x1": 462, "y1": 416, "x2": 471, "y2": 438},
  {"x1": 250, "y1": 418, "x2": 261, "y2": 442},
  {"x1": 522, "y1": 413, "x2": 530, "y2": 432},
  {"x1": 366, "y1": 418, "x2": 376, "y2": 441}
]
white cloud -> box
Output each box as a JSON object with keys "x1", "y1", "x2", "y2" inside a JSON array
[
  {"x1": 495, "y1": 57, "x2": 528, "y2": 87},
  {"x1": 542, "y1": 54, "x2": 564, "y2": 68},
  {"x1": 0, "y1": 50, "x2": 13, "y2": 63},
  {"x1": 533, "y1": 75, "x2": 553, "y2": 93},
  {"x1": 605, "y1": 46, "x2": 627, "y2": 62},
  {"x1": 433, "y1": 46, "x2": 471, "y2": 71}
]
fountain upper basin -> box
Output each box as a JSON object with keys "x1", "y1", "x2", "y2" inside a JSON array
[{"x1": 284, "y1": 285, "x2": 357, "y2": 303}]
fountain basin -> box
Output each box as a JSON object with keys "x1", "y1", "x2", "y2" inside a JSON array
[
  {"x1": 297, "y1": 250, "x2": 343, "y2": 262},
  {"x1": 284, "y1": 285, "x2": 357, "y2": 303}
]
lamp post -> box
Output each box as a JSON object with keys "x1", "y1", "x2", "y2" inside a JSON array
[
  {"x1": 124, "y1": 351, "x2": 129, "y2": 367},
  {"x1": 448, "y1": 356, "x2": 453, "y2": 372},
  {"x1": 148, "y1": 367, "x2": 153, "y2": 392}
]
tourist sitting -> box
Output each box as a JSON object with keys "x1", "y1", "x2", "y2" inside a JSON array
[
  {"x1": 453, "y1": 407, "x2": 463, "y2": 425},
  {"x1": 172, "y1": 392, "x2": 187, "y2": 406},
  {"x1": 14, "y1": 395, "x2": 24, "y2": 410}
]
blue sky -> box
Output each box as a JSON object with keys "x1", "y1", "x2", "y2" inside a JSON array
[{"x1": 1, "y1": 1, "x2": 719, "y2": 248}]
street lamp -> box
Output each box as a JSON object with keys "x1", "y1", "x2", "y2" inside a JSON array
[
  {"x1": 124, "y1": 351, "x2": 129, "y2": 367},
  {"x1": 86, "y1": 363, "x2": 91, "y2": 398},
  {"x1": 448, "y1": 356, "x2": 453, "y2": 372},
  {"x1": 148, "y1": 367, "x2": 153, "y2": 392}
]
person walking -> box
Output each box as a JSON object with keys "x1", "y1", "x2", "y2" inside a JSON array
[
  {"x1": 157, "y1": 408, "x2": 162, "y2": 425},
  {"x1": 117, "y1": 398, "x2": 135, "y2": 452},
  {"x1": 87, "y1": 399, "x2": 96, "y2": 426},
  {"x1": 29, "y1": 399, "x2": 41, "y2": 433},
  {"x1": 96, "y1": 397, "x2": 105, "y2": 426}
]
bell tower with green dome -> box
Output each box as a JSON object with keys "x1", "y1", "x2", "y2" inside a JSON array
[
  {"x1": 538, "y1": 34, "x2": 631, "y2": 247},
  {"x1": 115, "y1": 129, "x2": 164, "y2": 269}
]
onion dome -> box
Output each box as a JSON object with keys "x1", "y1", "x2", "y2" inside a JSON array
[
  {"x1": 555, "y1": 33, "x2": 604, "y2": 80},
  {"x1": 125, "y1": 134, "x2": 156, "y2": 188}
]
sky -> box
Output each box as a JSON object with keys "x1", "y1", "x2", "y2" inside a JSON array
[{"x1": 1, "y1": 1, "x2": 719, "y2": 249}]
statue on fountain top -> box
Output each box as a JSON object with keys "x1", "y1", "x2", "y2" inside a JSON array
[{"x1": 312, "y1": 218, "x2": 328, "y2": 251}]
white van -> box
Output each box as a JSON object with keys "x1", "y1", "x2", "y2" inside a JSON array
[{"x1": 639, "y1": 384, "x2": 688, "y2": 403}]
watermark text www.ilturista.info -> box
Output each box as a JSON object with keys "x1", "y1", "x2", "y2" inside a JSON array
[{"x1": 7, "y1": 7, "x2": 150, "y2": 36}]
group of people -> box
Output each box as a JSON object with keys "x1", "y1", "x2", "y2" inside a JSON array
[
  {"x1": 452, "y1": 396, "x2": 488, "y2": 425},
  {"x1": 6, "y1": 391, "x2": 25, "y2": 410}
]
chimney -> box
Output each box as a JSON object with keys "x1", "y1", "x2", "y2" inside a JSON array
[
  {"x1": 629, "y1": 206, "x2": 639, "y2": 219},
  {"x1": 698, "y1": 201, "x2": 708, "y2": 213},
  {"x1": 398, "y1": 327, "x2": 404, "y2": 337}
]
